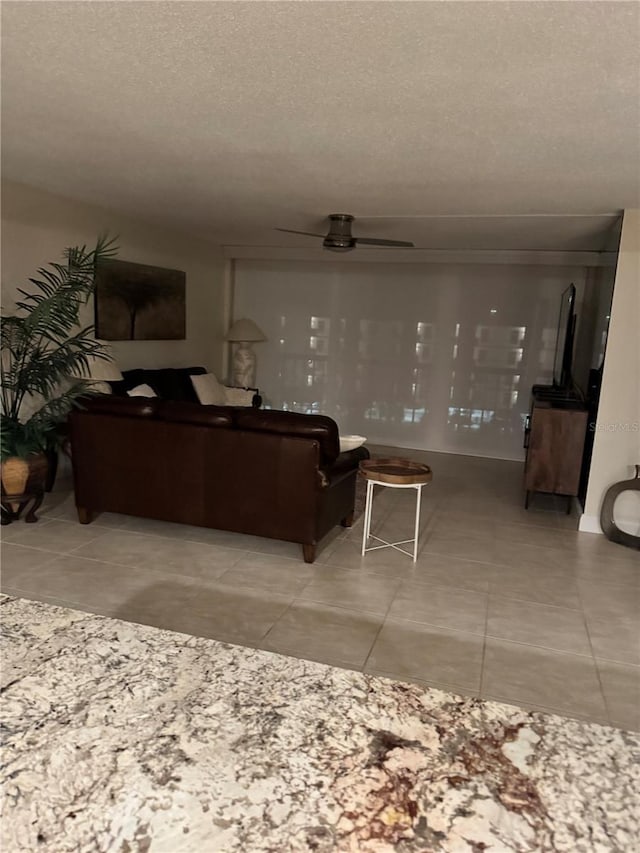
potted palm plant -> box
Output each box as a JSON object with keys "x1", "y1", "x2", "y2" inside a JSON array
[{"x1": 1, "y1": 236, "x2": 117, "y2": 523}]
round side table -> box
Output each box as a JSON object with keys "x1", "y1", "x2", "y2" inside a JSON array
[{"x1": 359, "y1": 458, "x2": 433, "y2": 562}]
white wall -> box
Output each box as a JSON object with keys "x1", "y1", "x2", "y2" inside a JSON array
[
  {"x1": 581, "y1": 209, "x2": 640, "y2": 534},
  {"x1": 1, "y1": 181, "x2": 226, "y2": 374}
]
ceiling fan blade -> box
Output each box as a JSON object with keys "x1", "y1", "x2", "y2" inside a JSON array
[
  {"x1": 275, "y1": 228, "x2": 325, "y2": 238},
  {"x1": 355, "y1": 237, "x2": 415, "y2": 247}
]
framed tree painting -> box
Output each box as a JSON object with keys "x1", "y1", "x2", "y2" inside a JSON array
[{"x1": 95, "y1": 259, "x2": 186, "y2": 340}]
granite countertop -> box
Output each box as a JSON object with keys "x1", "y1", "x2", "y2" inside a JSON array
[{"x1": 2, "y1": 594, "x2": 638, "y2": 852}]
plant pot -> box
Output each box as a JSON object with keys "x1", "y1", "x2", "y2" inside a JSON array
[{"x1": 0, "y1": 452, "x2": 49, "y2": 523}]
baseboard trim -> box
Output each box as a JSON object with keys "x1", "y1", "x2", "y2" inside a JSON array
[
  {"x1": 578, "y1": 514, "x2": 603, "y2": 534},
  {"x1": 578, "y1": 512, "x2": 639, "y2": 536}
]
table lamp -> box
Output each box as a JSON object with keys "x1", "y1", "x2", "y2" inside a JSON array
[{"x1": 225, "y1": 318, "x2": 266, "y2": 387}]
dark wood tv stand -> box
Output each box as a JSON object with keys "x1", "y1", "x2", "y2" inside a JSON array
[{"x1": 524, "y1": 388, "x2": 588, "y2": 511}]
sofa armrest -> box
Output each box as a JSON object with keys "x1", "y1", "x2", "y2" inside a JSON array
[{"x1": 320, "y1": 445, "x2": 370, "y2": 487}]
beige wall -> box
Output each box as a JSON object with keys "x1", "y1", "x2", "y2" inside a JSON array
[
  {"x1": 581, "y1": 209, "x2": 640, "y2": 533},
  {"x1": 1, "y1": 181, "x2": 226, "y2": 374}
]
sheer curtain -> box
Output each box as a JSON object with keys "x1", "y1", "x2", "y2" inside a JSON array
[{"x1": 234, "y1": 260, "x2": 586, "y2": 460}]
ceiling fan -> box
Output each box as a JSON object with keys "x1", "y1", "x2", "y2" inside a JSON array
[{"x1": 275, "y1": 214, "x2": 415, "y2": 252}]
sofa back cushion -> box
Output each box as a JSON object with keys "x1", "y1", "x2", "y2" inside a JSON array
[
  {"x1": 110, "y1": 367, "x2": 206, "y2": 402},
  {"x1": 78, "y1": 394, "x2": 159, "y2": 418},
  {"x1": 233, "y1": 408, "x2": 340, "y2": 465},
  {"x1": 156, "y1": 400, "x2": 234, "y2": 428},
  {"x1": 70, "y1": 408, "x2": 322, "y2": 542}
]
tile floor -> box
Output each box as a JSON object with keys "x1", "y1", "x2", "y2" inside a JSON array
[{"x1": 1, "y1": 447, "x2": 638, "y2": 730}]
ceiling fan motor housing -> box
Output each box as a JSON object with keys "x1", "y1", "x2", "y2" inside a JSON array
[
  {"x1": 323, "y1": 213, "x2": 356, "y2": 251},
  {"x1": 274, "y1": 213, "x2": 414, "y2": 249}
]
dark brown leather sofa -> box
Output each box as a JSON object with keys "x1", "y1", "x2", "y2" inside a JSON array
[
  {"x1": 108, "y1": 366, "x2": 262, "y2": 408},
  {"x1": 69, "y1": 396, "x2": 369, "y2": 562}
]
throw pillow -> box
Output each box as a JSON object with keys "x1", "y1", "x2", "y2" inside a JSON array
[
  {"x1": 339, "y1": 434, "x2": 367, "y2": 452},
  {"x1": 191, "y1": 373, "x2": 226, "y2": 406},
  {"x1": 127, "y1": 383, "x2": 157, "y2": 398},
  {"x1": 223, "y1": 387, "x2": 254, "y2": 407}
]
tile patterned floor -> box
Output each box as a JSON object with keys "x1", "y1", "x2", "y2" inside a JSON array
[{"x1": 1, "y1": 447, "x2": 638, "y2": 730}]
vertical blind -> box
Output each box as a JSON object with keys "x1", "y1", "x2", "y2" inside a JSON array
[{"x1": 234, "y1": 260, "x2": 587, "y2": 460}]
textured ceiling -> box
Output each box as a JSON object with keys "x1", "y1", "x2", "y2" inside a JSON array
[{"x1": 2, "y1": 1, "x2": 639, "y2": 250}]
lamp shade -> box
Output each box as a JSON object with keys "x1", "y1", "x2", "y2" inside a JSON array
[{"x1": 225, "y1": 318, "x2": 267, "y2": 343}]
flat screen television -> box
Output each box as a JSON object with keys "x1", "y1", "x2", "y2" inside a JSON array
[{"x1": 552, "y1": 283, "x2": 576, "y2": 389}]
